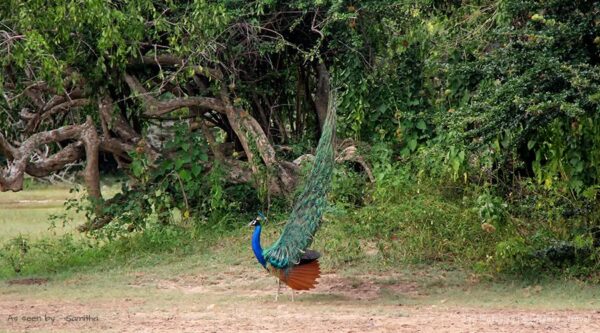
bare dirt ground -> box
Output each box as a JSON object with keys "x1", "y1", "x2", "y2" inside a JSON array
[{"x1": 2, "y1": 265, "x2": 599, "y2": 333}]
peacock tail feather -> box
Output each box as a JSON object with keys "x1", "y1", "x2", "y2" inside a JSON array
[
  {"x1": 263, "y1": 92, "x2": 336, "y2": 269},
  {"x1": 268, "y1": 260, "x2": 321, "y2": 290}
]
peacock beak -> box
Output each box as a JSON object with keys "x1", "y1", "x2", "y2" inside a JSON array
[{"x1": 248, "y1": 219, "x2": 257, "y2": 227}]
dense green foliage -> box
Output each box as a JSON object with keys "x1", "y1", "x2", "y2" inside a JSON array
[
  {"x1": 91, "y1": 127, "x2": 251, "y2": 239},
  {"x1": 1, "y1": 0, "x2": 599, "y2": 279}
]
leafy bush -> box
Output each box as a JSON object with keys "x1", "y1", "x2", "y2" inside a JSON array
[
  {"x1": 436, "y1": 0, "x2": 600, "y2": 196},
  {"x1": 61, "y1": 124, "x2": 261, "y2": 240},
  {"x1": 320, "y1": 162, "x2": 500, "y2": 268}
]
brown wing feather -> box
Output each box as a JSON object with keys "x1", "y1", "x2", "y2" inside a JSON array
[{"x1": 278, "y1": 260, "x2": 321, "y2": 290}]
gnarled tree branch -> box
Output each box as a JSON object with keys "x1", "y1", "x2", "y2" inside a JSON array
[
  {"x1": 131, "y1": 54, "x2": 223, "y2": 80},
  {"x1": 25, "y1": 142, "x2": 84, "y2": 177},
  {"x1": 123, "y1": 73, "x2": 227, "y2": 117},
  {"x1": 0, "y1": 119, "x2": 102, "y2": 204}
]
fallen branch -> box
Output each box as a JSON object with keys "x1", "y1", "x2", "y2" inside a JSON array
[
  {"x1": 293, "y1": 142, "x2": 375, "y2": 183},
  {"x1": 336, "y1": 145, "x2": 375, "y2": 183}
]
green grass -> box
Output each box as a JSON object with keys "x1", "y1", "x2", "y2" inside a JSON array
[
  {"x1": 316, "y1": 176, "x2": 497, "y2": 270},
  {"x1": 0, "y1": 207, "x2": 71, "y2": 241},
  {"x1": 0, "y1": 186, "x2": 78, "y2": 243},
  {"x1": 3, "y1": 226, "x2": 599, "y2": 311},
  {"x1": 1, "y1": 177, "x2": 600, "y2": 311},
  {"x1": 0, "y1": 183, "x2": 125, "y2": 277},
  {"x1": 0, "y1": 183, "x2": 121, "y2": 242}
]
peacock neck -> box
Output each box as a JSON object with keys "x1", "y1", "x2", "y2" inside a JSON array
[{"x1": 252, "y1": 224, "x2": 267, "y2": 267}]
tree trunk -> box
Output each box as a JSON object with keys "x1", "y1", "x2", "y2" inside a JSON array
[
  {"x1": 80, "y1": 117, "x2": 102, "y2": 211},
  {"x1": 220, "y1": 87, "x2": 298, "y2": 195},
  {"x1": 314, "y1": 63, "x2": 330, "y2": 132}
]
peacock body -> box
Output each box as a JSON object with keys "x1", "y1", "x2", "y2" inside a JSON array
[{"x1": 249, "y1": 92, "x2": 336, "y2": 292}]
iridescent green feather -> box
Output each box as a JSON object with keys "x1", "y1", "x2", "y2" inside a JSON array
[{"x1": 263, "y1": 93, "x2": 336, "y2": 269}]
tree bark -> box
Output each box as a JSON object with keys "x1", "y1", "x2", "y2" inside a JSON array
[
  {"x1": 314, "y1": 63, "x2": 330, "y2": 132},
  {"x1": 25, "y1": 142, "x2": 84, "y2": 177},
  {"x1": 98, "y1": 95, "x2": 157, "y2": 163},
  {"x1": 198, "y1": 118, "x2": 225, "y2": 161},
  {"x1": 219, "y1": 85, "x2": 298, "y2": 195},
  {"x1": 0, "y1": 124, "x2": 86, "y2": 191},
  {"x1": 80, "y1": 117, "x2": 102, "y2": 207},
  {"x1": 0, "y1": 118, "x2": 103, "y2": 202},
  {"x1": 123, "y1": 73, "x2": 227, "y2": 117}
]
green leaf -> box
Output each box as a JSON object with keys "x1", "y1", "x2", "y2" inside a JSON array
[
  {"x1": 191, "y1": 164, "x2": 202, "y2": 176},
  {"x1": 408, "y1": 138, "x2": 417, "y2": 151},
  {"x1": 178, "y1": 169, "x2": 191, "y2": 182}
]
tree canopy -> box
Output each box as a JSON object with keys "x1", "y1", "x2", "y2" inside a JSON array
[{"x1": 1, "y1": 0, "x2": 599, "y2": 237}]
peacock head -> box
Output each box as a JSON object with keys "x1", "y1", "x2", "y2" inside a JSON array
[{"x1": 248, "y1": 211, "x2": 267, "y2": 227}]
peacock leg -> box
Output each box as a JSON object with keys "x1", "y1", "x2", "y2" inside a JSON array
[
  {"x1": 275, "y1": 279, "x2": 281, "y2": 301},
  {"x1": 291, "y1": 289, "x2": 295, "y2": 302}
]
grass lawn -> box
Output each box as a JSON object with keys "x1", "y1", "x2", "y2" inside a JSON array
[{"x1": 0, "y1": 183, "x2": 119, "y2": 242}]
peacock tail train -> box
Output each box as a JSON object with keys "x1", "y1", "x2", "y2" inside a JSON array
[{"x1": 262, "y1": 91, "x2": 336, "y2": 270}]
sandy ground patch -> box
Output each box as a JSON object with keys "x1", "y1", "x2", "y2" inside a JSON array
[{"x1": 2, "y1": 268, "x2": 599, "y2": 332}]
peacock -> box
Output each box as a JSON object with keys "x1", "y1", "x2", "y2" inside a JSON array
[{"x1": 248, "y1": 92, "x2": 336, "y2": 300}]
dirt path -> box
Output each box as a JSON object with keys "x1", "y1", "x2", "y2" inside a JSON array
[
  {"x1": 2, "y1": 267, "x2": 599, "y2": 332},
  {"x1": 2, "y1": 299, "x2": 599, "y2": 333}
]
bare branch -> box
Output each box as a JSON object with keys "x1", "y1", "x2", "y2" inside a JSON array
[
  {"x1": 99, "y1": 137, "x2": 135, "y2": 161},
  {"x1": 42, "y1": 98, "x2": 89, "y2": 120},
  {"x1": 123, "y1": 73, "x2": 227, "y2": 117},
  {"x1": 98, "y1": 96, "x2": 139, "y2": 142},
  {"x1": 98, "y1": 96, "x2": 158, "y2": 164},
  {"x1": 0, "y1": 135, "x2": 18, "y2": 159},
  {"x1": 218, "y1": 83, "x2": 298, "y2": 195},
  {"x1": 25, "y1": 142, "x2": 84, "y2": 177},
  {"x1": 0, "y1": 120, "x2": 102, "y2": 195}
]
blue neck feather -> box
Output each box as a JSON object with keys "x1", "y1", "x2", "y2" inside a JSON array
[{"x1": 252, "y1": 224, "x2": 267, "y2": 267}]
